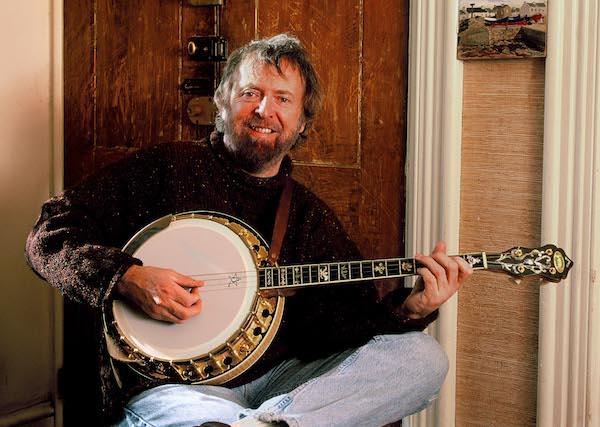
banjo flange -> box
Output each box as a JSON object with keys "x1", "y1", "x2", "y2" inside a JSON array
[{"x1": 103, "y1": 212, "x2": 285, "y2": 385}]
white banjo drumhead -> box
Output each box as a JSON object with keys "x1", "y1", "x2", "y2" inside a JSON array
[{"x1": 113, "y1": 217, "x2": 258, "y2": 360}]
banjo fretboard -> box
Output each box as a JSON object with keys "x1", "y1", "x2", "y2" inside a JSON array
[{"x1": 259, "y1": 253, "x2": 489, "y2": 289}]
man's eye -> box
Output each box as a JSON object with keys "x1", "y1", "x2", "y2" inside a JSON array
[
  {"x1": 242, "y1": 91, "x2": 256, "y2": 97},
  {"x1": 280, "y1": 97, "x2": 290, "y2": 104}
]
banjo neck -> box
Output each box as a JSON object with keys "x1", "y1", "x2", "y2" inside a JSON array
[{"x1": 258, "y1": 244, "x2": 573, "y2": 290}]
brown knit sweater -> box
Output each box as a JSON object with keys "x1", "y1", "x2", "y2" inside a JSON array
[{"x1": 25, "y1": 134, "x2": 436, "y2": 424}]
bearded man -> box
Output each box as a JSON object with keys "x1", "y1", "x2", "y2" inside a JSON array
[{"x1": 26, "y1": 34, "x2": 471, "y2": 427}]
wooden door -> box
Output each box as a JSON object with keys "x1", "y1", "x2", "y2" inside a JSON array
[{"x1": 64, "y1": 1, "x2": 408, "y2": 423}]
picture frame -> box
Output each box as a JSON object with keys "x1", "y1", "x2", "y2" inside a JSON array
[{"x1": 457, "y1": 1, "x2": 547, "y2": 59}]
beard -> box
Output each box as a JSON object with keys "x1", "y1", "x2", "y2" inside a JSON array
[{"x1": 222, "y1": 114, "x2": 303, "y2": 175}]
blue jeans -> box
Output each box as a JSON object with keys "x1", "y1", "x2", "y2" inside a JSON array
[{"x1": 114, "y1": 332, "x2": 448, "y2": 427}]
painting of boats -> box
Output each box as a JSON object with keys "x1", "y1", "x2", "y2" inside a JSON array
[{"x1": 458, "y1": 1, "x2": 547, "y2": 59}]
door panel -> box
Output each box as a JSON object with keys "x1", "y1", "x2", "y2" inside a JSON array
[{"x1": 95, "y1": 2, "x2": 180, "y2": 149}]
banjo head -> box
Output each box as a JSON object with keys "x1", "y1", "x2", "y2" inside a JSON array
[{"x1": 104, "y1": 212, "x2": 284, "y2": 384}]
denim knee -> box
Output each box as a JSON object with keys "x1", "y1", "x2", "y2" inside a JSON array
[
  {"x1": 409, "y1": 333, "x2": 448, "y2": 393},
  {"x1": 374, "y1": 332, "x2": 449, "y2": 395}
]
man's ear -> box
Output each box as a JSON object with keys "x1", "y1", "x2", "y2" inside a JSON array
[{"x1": 298, "y1": 119, "x2": 306, "y2": 135}]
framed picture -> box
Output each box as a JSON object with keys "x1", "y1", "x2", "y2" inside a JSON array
[{"x1": 458, "y1": 1, "x2": 547, "y2": 59}]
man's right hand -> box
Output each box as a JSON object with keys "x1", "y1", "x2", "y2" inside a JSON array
[{"x1": 116, "y1": 265, "x2": 204, "y2": 323}]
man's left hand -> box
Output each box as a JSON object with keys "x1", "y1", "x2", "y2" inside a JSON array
[{"x1": 398, "y1": 241, "x2": 473, "y2": 320}]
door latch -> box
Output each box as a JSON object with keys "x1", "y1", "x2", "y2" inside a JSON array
[{"x1": 187, "y1": 36, "x2": 228, "y2": 62}]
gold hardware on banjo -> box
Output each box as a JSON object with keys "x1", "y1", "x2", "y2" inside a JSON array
[{"x1": 103, "y1": 211, "x2": 573, "y2": 385}]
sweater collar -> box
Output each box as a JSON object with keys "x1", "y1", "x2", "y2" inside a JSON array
[{"x1": 209, "y1": 131, "x2": 293, "y2": 191}]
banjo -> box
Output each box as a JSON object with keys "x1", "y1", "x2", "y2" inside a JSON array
[{"x1": 103, "y1": 211, "x2": 573, "y2": 385}]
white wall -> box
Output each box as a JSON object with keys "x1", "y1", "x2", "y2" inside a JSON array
[{"x1": 0, "y1": 1, "x2": 62, "y2": 425}]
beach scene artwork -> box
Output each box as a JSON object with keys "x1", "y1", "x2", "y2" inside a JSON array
[{"x1": 458, "y1": 1, "x2": 547, "y2": 59}]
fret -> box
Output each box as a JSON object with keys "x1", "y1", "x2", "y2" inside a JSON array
[
  {"x1": 388, "y1": 259, "x2": 400, "y2": 276},
  {"x1": 330, "y1": 264, "x2": 339, "y2": 282},
  {"x1": 286, "y1": 267, "x2": 293, "y2": 286},
  {"x1": 259, "y1": 269, "x2": 265, "y2": 287},
  {"x1": 350, "y1": 262, "x2": 361, "y2": 279},
  {"x1": 273, "y1": 268, "x2": 279, "y2": 287},
  {"x1": 302, "y1": 265, "x2": 310, "y2": 284},
  {"x1": 293, "y1": 266, "x2": 301, "y2": 285},
  {"x1": 361, "y1": 261, "x2": 373, "y2": 279},
  {"x1": 310, "y1": 265, "x2": 319, "y2": 284}
]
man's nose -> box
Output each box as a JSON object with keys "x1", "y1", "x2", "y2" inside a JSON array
[{"x1": 254, "y1": 96, "x2": 274, "y2": 117}]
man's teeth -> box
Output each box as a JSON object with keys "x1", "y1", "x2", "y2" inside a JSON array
[{"x1": 250, "y1": 125, "x2": 273, "y2": 134}]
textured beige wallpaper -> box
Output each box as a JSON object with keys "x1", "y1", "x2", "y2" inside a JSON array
[{"x1": 457, "y1": 58, "x2": 545, "y2": 426}]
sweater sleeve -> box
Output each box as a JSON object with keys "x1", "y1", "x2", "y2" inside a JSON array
[
  {"x1": 24, "y1": 145, "x2": 170, "y2": 307},
  {"x1": 284, "y1": 191, "x2": 437, "y2": 360}
]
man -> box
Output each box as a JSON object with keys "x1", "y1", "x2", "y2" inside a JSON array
[{"x1": 26, "y1": 34, "x2": 472, "y2": 427}]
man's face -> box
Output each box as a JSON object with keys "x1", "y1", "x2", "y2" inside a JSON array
[{"x1": 219, "y1": 57, "x2": 306, "y2": 177}]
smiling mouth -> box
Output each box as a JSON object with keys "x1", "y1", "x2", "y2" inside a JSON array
[{"x1": 248, "y1": 124, "x2": 275, "y2": 134}]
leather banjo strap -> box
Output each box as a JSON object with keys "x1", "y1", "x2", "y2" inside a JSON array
[{"x1": 267, "y1": 176, "x2": 294, "y2": 266}]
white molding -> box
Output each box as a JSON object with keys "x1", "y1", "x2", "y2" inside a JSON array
[
  {"x1": 538, "y1": 1, "x2": 600, "y2": 426},
  {"x1": 405, "y1": 1, "x2": 463, "y2": 426}
]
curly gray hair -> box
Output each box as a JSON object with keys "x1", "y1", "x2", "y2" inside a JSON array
[{"x1": 214, "y1": 34, "x2": 323, "y2": 141}]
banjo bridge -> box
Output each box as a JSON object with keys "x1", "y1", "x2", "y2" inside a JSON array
[{"x1": 228, "y1": 273, "x2": 241, "y2": 287}]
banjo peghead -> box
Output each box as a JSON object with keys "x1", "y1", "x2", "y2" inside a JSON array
[{"x1": 485, "y1": 244, "x2": 573, "y2": 283}]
